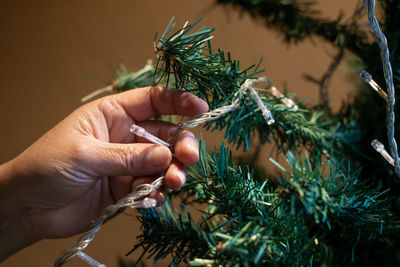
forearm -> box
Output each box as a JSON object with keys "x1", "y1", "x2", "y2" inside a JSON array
[{"x1": 0, "y1": 160, "x2": 39, "y2": 262}]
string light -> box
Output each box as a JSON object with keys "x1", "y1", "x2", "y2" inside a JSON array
[
  {"x1": 371, "y1": 139, "x2": 394, "y2": 166},
  {"x1": 364, "y1": 0, "x2": 400, "y2": 177},
  {"x1": 255, "y1": 77, "x2": 299, "y2": 111},
  {"x1": 76, "y1": 251, "x2": 106, "y2": 267},
  {"x1": 130, "y1": 124, "x2": 170, "y2": 147},
  {"x1": 359, "y1": 70, "x2": 388, "y2": 100},
  {"x1": 241, "y1": 79, "x2": 275, "y2": 125}
]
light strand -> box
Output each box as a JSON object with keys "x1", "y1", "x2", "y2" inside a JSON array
[
  {"x1": 364, "y1": 0, "x2": 400, "y2": 177},
  {"x1": 53, "y1": 178, "x2": 162, "y2": 267},
  {"x1": 55, "y1": 78, "x2": 277, "y2": 266},
  {"x1": 167, "y1": 100, "x2": 240, "y2": 144}
]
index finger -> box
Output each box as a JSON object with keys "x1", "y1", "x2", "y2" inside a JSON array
[{"x1": 111, "y1": 86, "x2": 209, "y2": 122}]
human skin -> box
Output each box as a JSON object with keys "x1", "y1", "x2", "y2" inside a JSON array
[{"x1": 0, "y1": 86, "x2": 208, "y2": 261}]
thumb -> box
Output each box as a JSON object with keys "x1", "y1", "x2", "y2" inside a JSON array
[{"x1": 85, "y1": 140, "x2": 172, "y2": 177}]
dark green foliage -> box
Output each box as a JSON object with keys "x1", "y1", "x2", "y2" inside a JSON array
[
  {"x1": 116, "y1": 2, "x2": 400, "y2": 265},
  {"x1": 212, "y1": 0, "x2": 400, "y2": 259},
  {"x1": 152, "y1": 17, "x2": 262, "y2": 109},
  {"x1": 127, "y1": 202, "x2": 211, "y2": 266},
  {"x1": 209, "y1": 95, "x2": 361, "y2": 153},
  {"x1": 127, "y1": 143, "x2": 399, "y2": 266}
]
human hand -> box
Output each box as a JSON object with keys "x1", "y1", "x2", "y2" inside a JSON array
[{"x1": 0, "y1": 86, "x2": 208, "y2": 260}]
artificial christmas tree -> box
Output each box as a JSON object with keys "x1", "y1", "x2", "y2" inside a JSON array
[{"x1": 57, "y1": 0, "x2": 400, "y2": 266}]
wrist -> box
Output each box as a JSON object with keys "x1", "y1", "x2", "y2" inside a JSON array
[{"x1": 0, "y1": 160, "x2": 40, "y2": 262}]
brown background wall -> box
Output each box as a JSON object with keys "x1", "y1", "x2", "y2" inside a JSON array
[{"x1": 1, "y1": 0, "x2": 356, "y2": 266}]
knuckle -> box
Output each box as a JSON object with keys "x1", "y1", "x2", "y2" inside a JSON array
[
  {"x1": 118, "y1": 146, "x2": 140, "y2": 173},
  {"x1": 99, "y1": 98, "x2": 120, "y2": 113}
]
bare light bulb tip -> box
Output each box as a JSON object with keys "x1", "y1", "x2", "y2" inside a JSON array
[
  {"x1": 143, "y1": 197, "x2": 157, "y2": 208},
  {"x1": 360, "y1": 70, "x2": 372, "y2": 83}
]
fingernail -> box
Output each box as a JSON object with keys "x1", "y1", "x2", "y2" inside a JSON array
[
  {"x1": 176, "y1": 169, "x2": 186, "y2": 190},
  {"x1": 180, "y1": 133, "x2": 197, "y2": 147},
  {"x1": 198, "y1": 98, "x2": 209, "y2": 112},
  {"x1": 186, "y1": 136, "x2": 199, "y2": 156},
  {"x1": 181, "y1": 94, "x2": 208, "y2": 112},
  {"x1": 189, "y1": 138, "x2": 199, "y2": 153},
  {"x1": 180, "y1": 93, "x2": 193, "y2": 108},
  {"x1": 147, "y1": 146, "x2": 170, "y2": 167}
]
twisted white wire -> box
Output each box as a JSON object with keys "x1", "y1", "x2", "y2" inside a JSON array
[
  {"x1": 241, "y1": 78, "x2": 275, "y2": 124},
  {"x1": 168, "y1": 100, "x2": 240, "y2": 144},
  {"x1": 54, "y1": 177, "x2": 163, "y2": 267}
]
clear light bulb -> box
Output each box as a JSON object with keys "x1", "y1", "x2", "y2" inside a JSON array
[
  {"x1": 77, "y1": 251, "x2": 106, "y2": 267},
  {"x1": 130, "y1": 124, "x2": 170, "y2": 147},
  {"x1": 360, "y1": 70, "x2": 388, "y2": 100},
  {"x1": 142, "y1": 197, "x2": 157, "y2": 208},
  {"x1": 371, "y1": 139, "x2": 394, "y2": 166}
]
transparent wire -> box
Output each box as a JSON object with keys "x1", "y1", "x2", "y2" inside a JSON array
[{"x1": 54, "y1": 178, "x2": 162, "y2": 267}]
